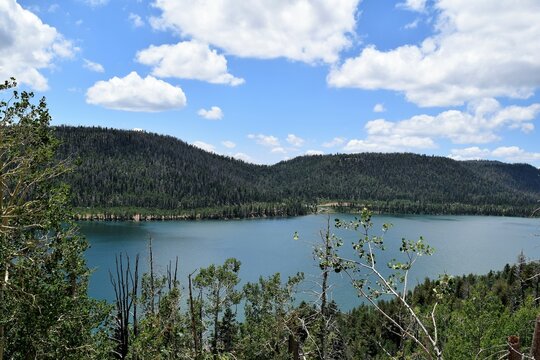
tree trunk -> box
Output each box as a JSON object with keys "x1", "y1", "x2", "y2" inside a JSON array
[
  {"x1": 0, "y1": 265, "x2": 8, "y2": 360},
  {"x1": 531, "y1": 317, "x2": 540, "y2": 359},
  {"x1": 212, "y1": 288, "x2": 219, "y2": 359},
  {"x1": 319, "y1": 218, "x2": 331, "y2": 360},
  {"x1": 148, "y1": 238, "x2": 155, "y2": 315},
  {"x1": 288, "y1": 334, "x2": 300, "y2": 360},
  {"x1": 508, "y1": 335, "x2": 521, "y2": 360},
  {"x1": 188, "y1": 272, "x2": 200, "y2": 359}
]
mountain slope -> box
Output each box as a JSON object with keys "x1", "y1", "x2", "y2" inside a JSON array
[{"x1": 55, "y1": 126, "x2": 540, "y2": 217}]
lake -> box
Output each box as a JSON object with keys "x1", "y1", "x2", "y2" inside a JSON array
[{"x1": 81, "y1": 214, "x2": 540, "y2": 311}]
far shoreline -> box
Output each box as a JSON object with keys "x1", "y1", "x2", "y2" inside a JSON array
[{"x1": 72, "y1": 201, "x2": 540, "y2": 222}]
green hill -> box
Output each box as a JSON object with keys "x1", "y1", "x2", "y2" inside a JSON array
[{"x1": 55, "y1": 126, "x2": 540, "y2": 218}]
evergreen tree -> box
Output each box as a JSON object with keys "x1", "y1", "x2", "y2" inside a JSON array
[{"x1": 0, "y1": 79, "x2": 108, "y2": 359}]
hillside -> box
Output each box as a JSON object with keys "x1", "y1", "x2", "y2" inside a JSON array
[{"x1": 55, "y1": 126, "x2": 540, "y2": 218}]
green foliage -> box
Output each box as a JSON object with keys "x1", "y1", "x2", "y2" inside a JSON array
[
  {"x1": 54, "y1": 126, "x2": 540, "y2": 218},
  {"x1": 131, "y1": 281, "x2": 189, "y2": 359},
  {"x1": 340, "y1": 260, "x2": 540, "y2": 359},
  {"x1": 240, "y1": 272, "x2": 304, "y2": 359},
  {"x1": 0, "y1": 79, "x2": 109, "y2": 359},
  {"x1": 3, "y1": 89, "x2": 540, "y2": 358},
  {"x1": 194, "y1": 258, "x2": 242, "y2": 357}
]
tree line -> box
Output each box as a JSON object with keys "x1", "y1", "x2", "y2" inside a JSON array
[{"x1": 54, "y1": 126, "x2": 540, "y2": 218}]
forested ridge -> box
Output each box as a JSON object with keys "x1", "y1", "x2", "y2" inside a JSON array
[{"x1": 55, "y1": 126, "x2": 540, "y2": 218}]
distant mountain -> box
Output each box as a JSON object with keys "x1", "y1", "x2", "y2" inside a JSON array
[{"x1": 55, "y1": 126, "x2": 540, "y2": 217}]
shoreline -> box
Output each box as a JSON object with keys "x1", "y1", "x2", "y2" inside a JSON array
[{"x1": 72, "y1": 202, "x2": 540, "y2": 222}]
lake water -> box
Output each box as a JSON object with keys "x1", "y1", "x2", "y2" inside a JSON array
[{"x1": 81, "y1": 214, "x2": 540, "y2": 311}]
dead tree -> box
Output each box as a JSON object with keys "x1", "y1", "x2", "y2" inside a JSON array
[
  {"x1": 109, "y1": 253, "x2": 140, "y2": 359},
  {"x1": 188, "y1": 270, "x2": 202, "y2": 358}
]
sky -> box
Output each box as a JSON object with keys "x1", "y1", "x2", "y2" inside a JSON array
[{"x1": 2, "y1": 0, "x2": 540, "y2": 166}]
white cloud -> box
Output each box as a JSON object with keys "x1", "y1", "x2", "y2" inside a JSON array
[
  {"x1": 0, "y1": 0, "x2": 77, "y2": 90},
  {"x1": 450, "y1": 146, "x2": 540, "y2": 164},
  {"x1": 491, "y1": 146, "x2": 540, "y2": 162},
  {"x1": 233, "y1": 152, "x2": 253, "y2": 163},
  {"x1": 306, "y1": 150, "x2": 324, "y2": 156},
  {"x1": 198, "y1": 106, "x2": 223, "y2": 120},
  {"x1": 193, "y1": 141, "x2": 216, "y2": 153},
  {"x1": 150, "y1": 0, "x2": 359, "y2": 64},
  {"x1": 83, "y1": 58, "x2": 104, "y2": 73},
  {"x1": 136, "y1": 40, "x2": 244, "y2": 86},
  {"x1": 364, "y1": 99, "x2": 540, "y2": 145},
  {"x1": 248, "y1": 134, "x2": 280, "y2": 147},
  {"x1": 83, "y1": 0, "x2": 108, "y2": 7},
  {"x1": 448, "y1": 147, "x2": 491, "y2": 160},
  {"x1": 271, "y1": 147, "x2": 287, "y2": 154},
  {"x1": 404, "y1": 18, "x2": 420, "y2": 29},
  {"x1": 86, "y1": 71, "x2": 187, "y2": 112},
  {"x1": 346, "y1": 98, "x2": 540, "y2": 154},
  {"x1": 286, "y1": 134, "x2": 305, "y2": 147},
  {"x1": 343, "y1": 135, "x2": 436, "y2": 153},
  {"x1": 397, "y1": 0, "x2": 427, "y2": 12},
  {"x1": 222, "y1": 140, "x2": 236, "y2": 149},
  {"x1": 373, "y1": 103, "x2": 386, "y2": 113},
  {"x1": 48, "y1": 4, "x2": 59, "y2": 13},
  {"x1": 322, "y1": 137, "x2": 346, "y2": 148},
  {"x1": 129, "y1": 13, "x2": 144, "y2": 28},
  {"x1": 328, "y1": 2, "x2": 540, "y2": 106}
]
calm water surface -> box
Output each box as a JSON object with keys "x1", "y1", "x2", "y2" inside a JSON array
[{"x1": 80, "y1": 214, "x2": 540, "y2": 311}]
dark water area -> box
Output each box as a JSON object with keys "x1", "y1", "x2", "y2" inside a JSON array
[{"x1": 80, "y1": 214, "x2": 540, "y2": 311}]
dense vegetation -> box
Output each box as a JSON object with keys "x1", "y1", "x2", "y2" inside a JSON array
[
  {"x1": 3, "y1": 82, "x2": 540, "y2": 359},
  {"x1": 0, "y1": 80, "x2": 108, "y2": 359},
  {"x1": 55, "y1": 126, "x2": 540, "y2": 219}
]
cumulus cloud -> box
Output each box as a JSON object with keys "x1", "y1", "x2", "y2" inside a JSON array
[
  {"x1": 491, "y1": 146, "x2": 540, "y2": 163},
  {"x1": 306, "y1": 150, "x2": 324, "y2": 156},
  {"x1": 248, "y1": 134, "x2": 280, "y2": 147},
  {"x1": 328, "y1": 2, "x2": 540, "y2": 106},
  {"x1": 449, "y1": 146, "x2": 540, "y2": 164},
  {"x1": 129, "y1": 13, "x2": 144, "y2": 28},
  {"x1": 150, "y1": 0, "x2": 359, "y2": 64},
  {"x1": 448, "y1": 147, "x2": 491, "y2": 160},
  {"x1": 364, "y1": 99, "x2": 540, "y2": 145},
  {"x1": 86, "y1": 72, "x2": 187, "y2": 112},
  {"x1": 193, "y1": 141, "x2": 216, "y2": 153},
  {"x1": 286, "y1": 134, "x2": 305, "y2": 147},
  {"x1": 343, "y1": 135, "x2": 436, "y2": 153},
  {"x1": 373, "y1": 103, "x2": 386, "y2": 113},
  {"x1": 83, "y1": 58, "x2": 104, "y2": 73},
  {"x1": 222, "y1": 140, "x2": 236, "y2": 149},
  {"x1": 233, "y1": 152, "x2": 253, "y2": 163},
  {"x1": 322, "y1": 137, "x2": 346, "y2": 148},
  {"x1": 344, "y1": 98, "x2": 540, "y2": 153},
  {"x1": 0, "y1": 0, "x2": 77, "y2": 90},
  {"x1": 271, "y1": 147, "x2": 287, "y2": 154},
  {"x1": 198, "y1": 106, "x2": 223, "y2": 120},
  {"x1": 397, "y1": 0, "x2": 427, "y2": 12},
  {"x1": 136, "y1": 40, "x2": 244, "y2": 86}
]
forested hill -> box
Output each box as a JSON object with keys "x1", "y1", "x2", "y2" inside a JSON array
[{"x1": 55, "y1": 126, "x2": 540, "y2": 217}]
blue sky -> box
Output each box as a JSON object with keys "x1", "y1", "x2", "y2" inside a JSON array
[{"x1": 3, "y1": 0, "x2": 540, "y2": 166}]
